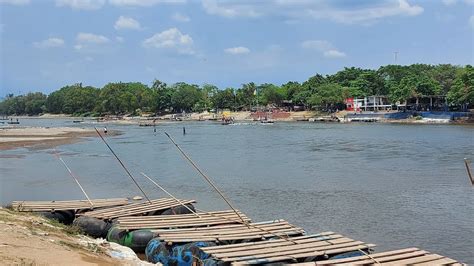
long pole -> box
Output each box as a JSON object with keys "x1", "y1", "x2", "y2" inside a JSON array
[
  {"x1": 464, "y1": 158, "x2": 474, "y2": 186},
  {"x1": 94, "y1": 127, "x2": 152, "y2": 203},
  {"x1": 163, "y1": 132, "x2": 302, "y2": 244},
  {"x1": 53, "y1": 149, "x2": 94, "y2": 207},
  {"x1": 164, "y1": 132, "x2": 248, "y2": 225},
  {"x1": 140, "y1": 172, "x2": 201, "y2": 217}
]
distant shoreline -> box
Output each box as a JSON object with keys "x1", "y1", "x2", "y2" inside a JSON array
[{"x1": 4, "y1": 110, "x2": 473, "y2": 125}]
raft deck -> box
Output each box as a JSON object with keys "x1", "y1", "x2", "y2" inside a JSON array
[
  {"x1": 117, "y1": 210, "x2": 251, "y2": 230},
  {"x1": 151, "y1": 219, "x2": 305, "y2": 244},
  {"x1": 289, "y1": 247, "x2": 463, "y2": 265},
  {"x1": 79, "y1": 198, "x2": 196, "y2": 220},
  {"x1": 200, "y1": 231, "x2": 374, "y2": 264},
  {"x1": 11, "y1": 198, "x2": 129, "y2": 212}
]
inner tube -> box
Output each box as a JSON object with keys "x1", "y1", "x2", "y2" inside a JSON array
[
  {"x1": 146, "y1": 238, "x2": 173, "y2": 265},
  {"x1": 38, "y1": 210, "x2": 75, "y2": 225},
  {"x1": 172, "y1": 241, "x2": 216, "y2": 266},
  {"x1": 107, "y1": 226, "x2": 156, "y2": 253},
  {"x1": 161, "y1": 203, "x2": 196, "y2": 215},
  {"x1": 73, "y1": 216, "x2": 109, "y2": 238}
]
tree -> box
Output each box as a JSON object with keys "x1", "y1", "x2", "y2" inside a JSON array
[
  {"x1": 170, "y1": 82, "x2": 202, "y2": 112},
  {"x1": 152, "y1": 79, "x2": 173, "y2": 113},
  {"x1": 448, "y1": 65, "x2": 474, "y2": 107},
  {"x1": 212, "y1": 88, "x2": 235, "y2": 110}
]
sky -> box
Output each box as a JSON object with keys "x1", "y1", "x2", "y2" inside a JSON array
[{"x1": 0, "y1": 0, "x2": 473, "y2": 95}]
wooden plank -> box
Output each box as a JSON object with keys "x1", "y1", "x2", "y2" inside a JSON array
[
  {"x1": 314, "y1": 248, "x2": 423, "y2": 264},
  {"x1": 80, "y1": 198, "x2": 196, "y2": 219},
  {"x1": 213, "y1": 238, "x2": 357, "y2": 258},
  {"x1": 231, "y1": 244, "x2": 376, "y2": 264},
  {"x1": 206, "y1": 234, "x2": 345, "y2": 256},
  {"x1": 381, "y1": 254, "x2": 445, "y2": 265},
  {"x1": 12, "y1": 198, "x2": 129, "y2": 211},
  {"x1": 222, "y1": 241, "x2": 367, "y2": 261},
  {"x1": 202, "y1": 232, "x2": 336, "y2": 252},
  {"x1": 117, "y1": 210, "x2": 251, "y2": 229},
  {"x1": 414, "y1": 257, "x2": 458, "y2": 265}
]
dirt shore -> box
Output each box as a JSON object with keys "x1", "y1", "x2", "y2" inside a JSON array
[
  {"x1": 0, "y1": 127, "x2": 117, "y2": 151},
  {"x1": 0, "y1": 208, "x2": 121, "y2": 265}
]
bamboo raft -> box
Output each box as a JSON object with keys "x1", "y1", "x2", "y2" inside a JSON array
[
  {"x1": 117, "y1": 210, "x2": 251, "y2": 230},
  {"x1": 11, "y1": 198, "x2": 129, "y2": 212},
  {"x1": 151, "y1": 219, "x2": 305, "y2": 244},
  {"x1": 79, "y1": 198, "x2": 196, "y2": 220},
  {"x1": 199, "y1": 231, "x2": 375, "y2": 264},
  {"x1": 289, "y1": 247, "x2": 463, "y2": 265}
]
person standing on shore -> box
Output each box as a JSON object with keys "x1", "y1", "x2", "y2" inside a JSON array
[{"x1": 104, "y1": 126, "x2": 108, "y2": 134}]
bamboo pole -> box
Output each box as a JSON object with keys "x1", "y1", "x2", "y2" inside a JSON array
[{"x1": 464, "y1": 158, "x2": 474, "y2": 186}]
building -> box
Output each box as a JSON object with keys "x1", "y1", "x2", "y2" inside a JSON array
[{"x1": 345, "y1": 96, "x2": 392, "y2": 112}]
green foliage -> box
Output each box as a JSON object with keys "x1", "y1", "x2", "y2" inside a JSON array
[
  {"x1": 447, "y1": 65, "x2": 474, "y2": 105},
  {"x1": 1, "y1": 64, "x2": 471, "y2": 116}
]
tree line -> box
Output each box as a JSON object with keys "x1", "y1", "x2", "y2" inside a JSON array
[{"x1": 1, "y1": 64, "x2": 472, "y2": 116}]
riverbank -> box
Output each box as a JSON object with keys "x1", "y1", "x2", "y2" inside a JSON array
[
  {"x1": 0, "y1": 126, "x2": 118, "y2": 151},
  {"x1": 0, "y1": 208, "x2": 149, "y2": 265},
  {"x1": 6, "y1": 110, "x2": 473, "y2": 125}
]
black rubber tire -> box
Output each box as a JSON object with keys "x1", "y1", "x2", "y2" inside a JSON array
[
  {"x1": 38, "y1": 210, "x2": 75, "y2": 225},
  {"x1": 124, "y1": 230, "x2": 156, "y2": 253},
  {"x1": 73, "y1": 216, "x2": 108, "y2": 238},
  {"x1": 161, "y1": 203, "x2": 196, "y2": 215}
]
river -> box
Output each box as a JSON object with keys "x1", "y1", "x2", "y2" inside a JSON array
[{"x1": 1, "y1": 119, "x2": 473, "y2": 263}]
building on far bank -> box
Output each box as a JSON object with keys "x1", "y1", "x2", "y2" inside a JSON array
[{"x1": 345, "y1": 96, "x2": 392, "y2": 112}]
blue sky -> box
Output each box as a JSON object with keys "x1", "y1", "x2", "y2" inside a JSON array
[{"x1": 0, "y1": 0, "x2": 473, "y2": 95}]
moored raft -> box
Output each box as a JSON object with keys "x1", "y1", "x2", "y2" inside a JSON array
[
  {"x1": 116, "y1": 210, "x2": 251, "y2": 230},
  {"x1": 288, "y1": 247, "x2": 463, "y2": 265},
  {"x1": 11, "y1": 198, "x2": 129, "y2": 212},
  {"x1": 79, "y1": 198, "x2": 196, "y2": 220},
  {"x1": 198, "y1": 231, "x2": 375, "y2": 265},
  {"x1": 151, "y1": 219, "x2": 304, "y2": 244}
]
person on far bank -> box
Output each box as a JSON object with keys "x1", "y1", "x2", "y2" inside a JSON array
[{"x1": 104, "y1": 126, "x2": 108, "y2": 134}]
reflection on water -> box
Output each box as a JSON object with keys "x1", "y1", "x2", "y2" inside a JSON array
[{"x1": 1, "y1": 119, "x2": 473, "y2": 263}]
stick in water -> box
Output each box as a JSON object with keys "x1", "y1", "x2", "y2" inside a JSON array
[
  {"x1": 140, "y1": 172, "x2": 201, "y2": 218},
  {"x1": 464, "y1": 158, "x2": 474, "y2": 186},
  {"x1": 94, "y1": 127, "x2": 152, "y2": 203},
  {"x1": 52, "y1": 148, "x2": 94, "y2": 208}
]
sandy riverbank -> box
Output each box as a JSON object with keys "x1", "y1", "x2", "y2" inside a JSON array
[
  {"x1": 0, "y1": 127, "x2": 117, "y2": 151},
  {"x1": 0, "y1": 208, "x2": 149, "y2": 265}
]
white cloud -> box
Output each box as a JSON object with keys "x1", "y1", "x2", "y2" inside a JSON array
[
  {"x1": 116, "y1": 36, "x2": 124, "y2": 42},
  {"x1": 323, "y1": 50, "x2": 346, "y2": 58},
  {"x1": 0, "y1": 0, "x2": 30, "y2": 5},
  {"x1": 202, "y1": 0, "x2": 262, "y2": 18},
  {"x1": 202, "y1": 0, "x2": 423, "y2": 24},
  {"x1": 469, "y1": 15, "x2": 474, "y2": 29},
  {"x1": 172, "y1": 13, "x2": 190, "y2": 22},
  {"x1": 109, "y1": 0, "x2": 185, "y2": 6},
  {"x1": 55, "y1": 0, "x2": 105, "y2": 10},
  {"x1": 442, "y1": 0, "x2": 457, "y2": 5},
  {"x1": 302, "y1": 40, "x2": 346, "y2": 58},
  {"x1": 143, "y1": 28, "x2": 194, "y2": 54},
  {"x1": 33, "y1": 37, "x2": 65, "y2": 48},
  {"x1": 224, "y1": 46, "x2": 250, "y2": 54},
  {"x1": 305, "y1": 0, "x2": 423, "y2": 24},
  {"x1": 114, "y1": 16, "x2": 141, "y2": 30},
  {"x1": 76, "y1": 32, "x2": 109, "y2": 43}
]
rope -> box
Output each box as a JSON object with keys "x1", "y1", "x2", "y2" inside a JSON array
[
  {"x1": 52, "y1": 148, "x2": 94, "y2": 208},
  {"x1": 94, "y1": 127, "x2": 152, "y2": 203},
  {"x1": 140, "y1": 172, "x2": 201, "y2": 218}
]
